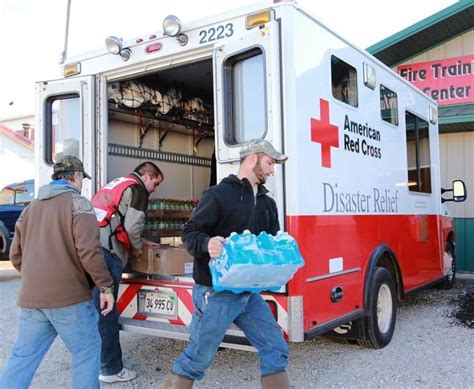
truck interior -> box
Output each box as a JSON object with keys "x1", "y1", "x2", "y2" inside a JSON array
[{"x1": 106, "y1": 58, "x2": 215, "y2": 270}]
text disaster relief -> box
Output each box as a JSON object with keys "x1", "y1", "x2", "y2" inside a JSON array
[{"x1": 323, "y1": 183, "x2": 399, "y2": 214}]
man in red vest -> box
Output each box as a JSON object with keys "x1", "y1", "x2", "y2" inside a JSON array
[{"x1": 91, "y1": 162, "x2": 164, "y2": 383}]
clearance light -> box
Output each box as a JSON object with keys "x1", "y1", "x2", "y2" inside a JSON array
[
  {"x1": 145, "y1": 42, "x2": 163, "y2": 53},
  {"x1": 63, "y1": 63, "x2": 81, "y2": 77},
  {"x1": 363, "y1": 63, "x2": 376, "y2": 90},
  {"x1": 163, "y1": 15, "x2": 182, "y2": 37},
  {"x1": 246, "y1": 10, "x2": 272, "y2": 29},
  {"x1": 429, "y1": 106, "x2": 438, "y2": 124}
]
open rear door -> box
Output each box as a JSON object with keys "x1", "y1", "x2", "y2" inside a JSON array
[
  {"x1": 213, "y1": 20, "x2": 285, "y2": 220},
  {"x1": 35, "y1": 76, "x2": 95, "y2": 198}
]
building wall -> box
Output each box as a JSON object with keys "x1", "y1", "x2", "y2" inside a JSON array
[
  {"x1": 440, "y1": 132, "x2": 474, "y2": 272},
  {"x1": 400, "y1": 29, "x2": 474, "y2": 63},
  {"x1": 440, "y1": 132, "x2": 474, "y2": 219},
  {"x1": 396, "y1": 29, "x2": 474, "y2": 272},
  {"x1": 0, "y1": 135, "x2": 34, "y2": 189}
]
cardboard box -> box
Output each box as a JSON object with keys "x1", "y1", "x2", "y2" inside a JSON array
[{"x1": 132, "y1": 246, "x2": 194, "y2": 276}]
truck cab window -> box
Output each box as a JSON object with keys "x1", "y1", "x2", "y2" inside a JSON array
[
  {"x1": 45, "y1": 94, "x2": 80, "y2": 163},
  {"x1": 405, "y1": 112, "x2": 431, "y2": 193},
  {"x1": 331, "y1": 56, "x2": 358, "y2": 107},
  {"x1": 224, "y1": 48, "x2": 266, "y2": 145}
]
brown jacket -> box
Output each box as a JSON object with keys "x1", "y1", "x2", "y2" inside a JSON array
[{"x1": 10, "y1": 182, "x2": 113, "y2": 308}]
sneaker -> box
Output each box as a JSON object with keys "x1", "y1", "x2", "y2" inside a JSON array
[{"x1": 99, "y1": 368, "x2": 137, "y2": 383}]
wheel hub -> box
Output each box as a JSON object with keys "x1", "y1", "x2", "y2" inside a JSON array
[{"x1": 377, "y1": 284, "x2": 393, "y2": 334}]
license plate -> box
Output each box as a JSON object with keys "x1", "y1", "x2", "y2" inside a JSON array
[{"x1": 138, "y1": 290, "x2": 178, "y2": 319}]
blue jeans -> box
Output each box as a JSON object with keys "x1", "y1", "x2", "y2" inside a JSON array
[
  {"x1": 172, "y1": 284, "x2": 289, "y2": 381},
  {"x1": 92, "y1": 248, "x2": 124, "y2": 375},
  {"x1": 0, "y1": 300, "x2": 100, "y2": 389}
]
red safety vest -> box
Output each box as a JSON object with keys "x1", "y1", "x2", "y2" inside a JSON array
[{"x1": 91, "y1": 175, "x2": 138, "y2": 252}]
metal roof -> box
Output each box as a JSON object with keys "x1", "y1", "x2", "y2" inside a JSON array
[
  {"x1": 439, "y1": 104, "x2": 474, "y2": 132},
  {"x1": 367, "y1": 0, "x2": 474, "y2": 67}
]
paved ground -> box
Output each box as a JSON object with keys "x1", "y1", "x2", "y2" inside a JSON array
[{"x1": 1, "y1": 262, "x2": 473, "y2": 388}]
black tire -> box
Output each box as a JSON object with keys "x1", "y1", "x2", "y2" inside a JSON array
[
  {"x1": 0, "y1": 222, "x2": 10, "y2": 260},
  {"x1": 325, "y1": 336, "x2": 356, "y2": 345},
  {"x1": 359, "y1": 267, "x2": 397, "y2": 349},
  {"x1": 443, "y1": 241, "x2": 456, "y2": 290}
]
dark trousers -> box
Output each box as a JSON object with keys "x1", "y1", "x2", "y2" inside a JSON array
[{"x1": 93, "y1": 248, "x2": 124, "y2": 375}]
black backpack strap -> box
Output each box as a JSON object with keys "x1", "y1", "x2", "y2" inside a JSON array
[{"x1": 107, "y1": 207, "x2": 127, "y2": 250}]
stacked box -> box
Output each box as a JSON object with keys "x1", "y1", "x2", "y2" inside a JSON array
[{"x1": 132, "y1": 246, "x2": 194, "y2": 276}]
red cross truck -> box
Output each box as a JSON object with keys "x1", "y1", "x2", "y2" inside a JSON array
[{"x1": 35, "y1": 1, "x2": 466, "y2": 349}]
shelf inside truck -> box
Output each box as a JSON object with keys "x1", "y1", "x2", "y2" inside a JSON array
[
  {"x1": 146, "y1": 209, "x2": 192, "y2": 219},
  {"x1": 108, "y1": 102, "x2": 214, "y2": 137},
  {"x1": 144, "y1": 229, "x2": 183, "y2": 238}
]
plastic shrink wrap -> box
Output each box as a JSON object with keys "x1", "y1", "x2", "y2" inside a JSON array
[{"x1": 210, "y1": 230, "x2": 305, "y2": 293}]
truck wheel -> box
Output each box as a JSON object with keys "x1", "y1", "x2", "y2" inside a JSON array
[
  {"x1": 442, "y1": 241, "x2": 456, "y2": 290},
  {"x1": 358, "y1": 267, "x2": 396, "y2": 349},
  {"x1": 0, "y1": 222, "x2": 9, "y2": 260}
]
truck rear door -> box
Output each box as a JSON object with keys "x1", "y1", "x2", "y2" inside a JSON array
[
  {"x1": 213, "y1": 19, "x2": 285, "y2": 223},
  {"x1": 35, "y1": 76, "x2": 95, "y2": 198}
]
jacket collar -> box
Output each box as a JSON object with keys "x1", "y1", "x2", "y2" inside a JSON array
[
  {"x1": 129, "y1": 172, "x2": 147, "y2": 190},
  {"x1": 228, "y1": 174, "x2": 269, "y2": 197}
]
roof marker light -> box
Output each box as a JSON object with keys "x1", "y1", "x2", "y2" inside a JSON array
[
  {"x1": 145, "y1": 42, "x2": 163, "y2": 54},
  {"x1": 246, "y1": 10, "x2": 272, "y2": 29},
  {"x1": 64, "y1": 63, "x2": 81, "y2": 77},
  {"x1": 363, "y1": 63, "x2": 376, "y2": 90},
  {"x1": 429, "y1": 106, "x2": 438, "y2": 125}
]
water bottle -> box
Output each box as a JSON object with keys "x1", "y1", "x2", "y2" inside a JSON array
[
  {"x1": 275, "y1": 232, "x2": 304, "y2": 265},
  {"x1": 257, "y1": 231, "x2": 283, "y2": 265}
]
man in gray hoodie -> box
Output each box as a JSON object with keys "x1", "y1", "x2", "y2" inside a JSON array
[{"x1": 0, "y1": 156, "x2": 114, "y2": 389}]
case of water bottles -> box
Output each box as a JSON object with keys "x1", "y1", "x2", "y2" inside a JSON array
[
  {"x1": 144, "y1": 198, "x2": 196, "y2": 240},
  {"x1": 210, "y1": 230, "x2": 305, "y2": 293}
]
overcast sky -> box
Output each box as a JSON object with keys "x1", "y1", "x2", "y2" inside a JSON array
[{"x1": 0, "y1": 0, "x2": 455, "y2": 119}]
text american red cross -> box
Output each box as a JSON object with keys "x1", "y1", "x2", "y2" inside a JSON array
[{"x1": 310, "y1": 99, "x2": 339, "y2": 168}]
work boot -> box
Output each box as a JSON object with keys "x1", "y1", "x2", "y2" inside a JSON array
[
  {"x1": 261, "y1": 371, "x2": 290, "y2": 389},
  {"x1": 163, "y1": 372, "x2": 194, "y2": 389}
]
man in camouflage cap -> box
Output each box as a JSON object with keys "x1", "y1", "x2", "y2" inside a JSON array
[
  {"x1": 1, "y1": 155, "x2": 114, "y2": 389},
  {"x1": 166, "y1": 139, "x2": 290, "y2": 388},
  {"x1": 53, "y1": 155, "x2": 92, "y2": 179},
  {"x1": 239, "y1": 138, "x2": 288, "y2": 163}
]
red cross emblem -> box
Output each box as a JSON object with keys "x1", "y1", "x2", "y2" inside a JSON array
[{"x1": 310, "y1": 99, "x2": 339, "y2": 168}]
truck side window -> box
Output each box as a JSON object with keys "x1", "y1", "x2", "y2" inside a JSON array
[
  {"x1": 405, "y1": 112, "x2": 431, "y2": 193},
  {"x1": 45, "y1": 94, "x2": 80, "y2": 164},
  {"x1": 380, "y1": 85, "x2": 398, "y2": 125},
  {"x1": 224, "y1": 47, "x2": 266, "y2": 145},
  {"x1": 331, "y1": 56, "x2": 358, "y2": 107}
]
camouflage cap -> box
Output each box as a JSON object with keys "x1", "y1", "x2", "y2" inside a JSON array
[
  {"x1": 239, "y1": 139, "x2": 288, "y2": 163},
  {"x1": 53, "y1": 156, "x2": 91, "y2": 179}
]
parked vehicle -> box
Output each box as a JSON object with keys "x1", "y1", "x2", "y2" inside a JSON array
[
  {"x1": 34, "y1": 2, "x2": 466, "y2": 349},
  {"x1": 0, "y1": 179, "x2": 34, "y2": 260}
]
